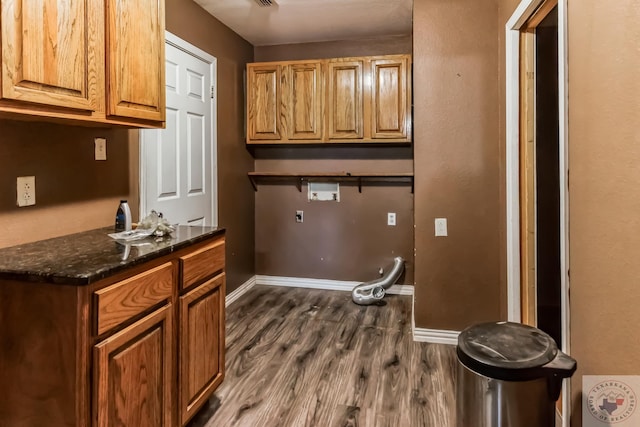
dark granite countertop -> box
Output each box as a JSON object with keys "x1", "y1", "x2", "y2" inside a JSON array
[{"x1": 0, "y1": 225, "x2": 225, "y2": 285}]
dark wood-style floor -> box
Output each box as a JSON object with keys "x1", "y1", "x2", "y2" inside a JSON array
[{"x1": 189, "y1": 285, "x2": 457, "y2": 427}]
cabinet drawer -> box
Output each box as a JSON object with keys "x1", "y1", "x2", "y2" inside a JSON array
[
  {"x1": 180, "y1": 239, "x2": 225, "y2": 290},
  {"x1": 95, "y1": 262, "x2": 173, "y2": 335}
]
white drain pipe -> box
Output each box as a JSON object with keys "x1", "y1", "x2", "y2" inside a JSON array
[{"x1": 351, "y1": 257, "x2": 405, "y2": 305}]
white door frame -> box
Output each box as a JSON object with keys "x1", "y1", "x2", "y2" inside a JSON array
[
  {"x1": 505, "y1": 0, "x2": 570, "y2": 425},
  {"x1": 140, "y1": 31, "x2": 218, "y2": 226}
]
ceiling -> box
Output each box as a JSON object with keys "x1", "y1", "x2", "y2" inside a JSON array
[{"x1": 194, "y1": 0, "x2": 413, "y2": 46}]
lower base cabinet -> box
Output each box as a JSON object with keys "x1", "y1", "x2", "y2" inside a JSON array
[
  {"x1": 179, "y1": 274, "x2": 225, "y2": 424},
  {"x1": 94, "y1": 305, "x2": 173, "y2": 427},
  {"x1": 0, "y1": 233, "x2": 225, "y2": 427},
  {"x1": 91, "y1": 236, "x2": 226, "y2": 427}
]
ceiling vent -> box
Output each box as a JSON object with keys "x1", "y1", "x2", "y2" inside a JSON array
[{"x1": 253, "y1": 0, "x2": 277, "y2": 6}]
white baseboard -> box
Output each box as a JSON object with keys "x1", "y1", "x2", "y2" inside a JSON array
[
  {"x1": 413, "y1": 327, "x2": 460, "y2": 345},
  {"x1": 255, "y1": 274, "x2": 413, "y2": 295},
  {"x1": 225, "y1": 276, "x2": 256, "y2": 307}
]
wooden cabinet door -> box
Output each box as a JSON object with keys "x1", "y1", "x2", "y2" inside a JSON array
[
  {"x1": 284, "y1": 62, "x2": 323, "y2": 141},
  {"x1": 370, "y1": 57, "x2": 410, "y2": 139},
  {"x1": 0, "y1": 0, "x2": 102, "y2": 111},
  {"x1": 106, "y1": 0, "x2": 165, "y2": 122},
  {"x1": 179, "y1": 273, "x2": 225, "y2": 425},
  {"x1": 327, "y1": 60, "x2": 364, "y2": 140},
  {"x1": 94, "y1": 304, "x2": 173, "y2": 427},
  {"x1": 247, "y1": 64, "x2": 281, "y2": 142}
]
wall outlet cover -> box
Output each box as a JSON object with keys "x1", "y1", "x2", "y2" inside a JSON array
[
  {"x1": 95, "y1": 137, "x2": 107, "y2": 161},
  {"x1": 17, "y1": 176, "x2": 36, "y2": 207}
]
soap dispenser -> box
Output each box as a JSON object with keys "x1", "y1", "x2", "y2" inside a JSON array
[{"x1": 114, "y1": 200, "x2": 132, "y2": 232}]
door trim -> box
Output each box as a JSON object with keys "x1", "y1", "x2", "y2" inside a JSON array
[
  {"x1": 140, "y1": 31, "x2": 218, "y2": 226},
  {"x1": 505, "y1": 1, "x2": 570, "y2": 426}
]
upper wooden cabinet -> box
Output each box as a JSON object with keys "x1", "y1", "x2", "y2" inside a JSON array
[
  {"x1": 285, "y1": 62, "x2": 323, "y2": 141},
  {"x1": 0, "y1": 0, "x2": 102, "y2": 112},
  {"x1": 246, "y1": 54, "x2": 411, "y2": 144},
  {"x1": 370, "y1": 57, "x2": 410, "y2": 139},
  {"x1": 0, "y1": 0, "x2": 165, "y2": 127},
  {"x1": 247, "y1": 64, "x2": 281, "y2": 141},
  {"x1": 327, "y1": 59, "x2": 364, "y2": 140},
  {"x1": 106, "y1": 0, "x2": 165, "y2": 122}
]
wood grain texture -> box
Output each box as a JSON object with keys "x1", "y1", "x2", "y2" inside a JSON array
[
  {"x1": 94, "y1": 304, "x2": 173, "y2": 427},
  {"x1": 0, "y1": 0, "x2": 102, "y2": 111},
  {"x1": 371, "y1": 57, "x2": 409, "y2": 139},
  {"x1": 519, "y1": 30, "x2": 537, "y2": 327},
  {"x1": 0, "y1": 281, "x2": 84, "y2": 427},
  {"x1": 246, "y1": 55, "x2": 412, "y2": 144},
  {"x1": 106, "y1": 0, "x2": 165, "y2": 121},
  {"x1": 327, "y1": 59, "x2": 364, "y2": 140},
  {"x1": 247, "y1": 64, "x2": 282, "y2": 140},
  {"x1": 76, "y1": 285, "x2": 92, "y2": 427},
  {"x1": 189, "y1": 285, "x2": 456, "y2": 427},
  {"x1": 0, "y1": 234, "x2": 225, "y2": 427},
  {"x1": 286, "y1": 62, "x2": 324, "y2": 141},
  {"x1": 0, "y1": 0, "x2": 168, "y2": 127},
  {"x1": 95, "y1": 262, "x2": 173, "y2": 335},
  {"x1": 180, "y1": 273, "x2": 226, "y2": 425},
  {"x1": 181, "y1": 238, "x2": 225, "y2": 290}
]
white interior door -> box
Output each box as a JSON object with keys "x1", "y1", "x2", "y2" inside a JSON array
[{"x1": 141, "y1": 32, "x2": 217, "y2": 226}]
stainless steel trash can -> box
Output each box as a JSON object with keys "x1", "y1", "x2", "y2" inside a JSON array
[{"x1": 456, "y1": 321, "x2": 576, "y2": 427}]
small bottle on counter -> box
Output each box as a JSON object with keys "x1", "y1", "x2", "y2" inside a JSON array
[{"x1": 114, "y1": 200, "x2": 132, "y2": 232}]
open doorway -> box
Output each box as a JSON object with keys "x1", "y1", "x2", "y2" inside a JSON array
[
  {"x1": 534, "y1": 6, "x2": 561, "y2": 346},
  {"x1": 506, "y1": 0, "x2": 569, "y2": 425},
  {"x1": 520, "y1": 3, "x2": 561, "y2": 345}
]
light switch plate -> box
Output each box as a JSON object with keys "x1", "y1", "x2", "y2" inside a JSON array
[
  {"x1": 435, "y1": 218, "x2": 448, "y2": 236},
  {"x1": 388, "y1": 212, "x2": 396, "y2": 226},
  {"x1": 95, "y1": 137, "x2": 107, "y2": 161}
]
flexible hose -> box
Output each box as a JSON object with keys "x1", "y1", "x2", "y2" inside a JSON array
[{"x1": 352, "y1": 257, "x2": 405, "y2": 305}]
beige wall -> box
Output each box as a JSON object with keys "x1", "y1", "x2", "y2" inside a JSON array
[
  {"x1": 254, "y1": 35, "x2": 412, "y2": 62},
  {"x1": 0, "y1": 120, "x2": 132, "y2": 248},
  {"x1": 567, "y1": 1, "x2": 640, "y2": 424},
  {"x1": 165, "y1": 0, "x2": 256, "y2": 292},
  {"x1": 253, "y1": 38, "x2": 415, "y2": 283},
  {"x1": 413, "y1": 0, "x2": 503, "y2": 330},
  {"x1": 497, "y1": 0, "x2": 640, "y2": 424}
]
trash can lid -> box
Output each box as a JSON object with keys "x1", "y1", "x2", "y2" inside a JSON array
[{"x1": 457, "y1": 321, "x2": 560, "y2": 381}]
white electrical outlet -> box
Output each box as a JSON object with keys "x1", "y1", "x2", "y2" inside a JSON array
[
  {"x1": 435, "y1": 218, "x2": 448, "y2": 236},
  {"x1": 95, "y1": 137, "x2": 107, "y2": 160},
  {"x1": 388, "y1": 212, "x2": 396, "y2": 226},
  {"x1": 296, "y1": 210, "x2": 303, "y2": 223},
  {"x1": 17, "y1": 176, "x2": 36, "y2": 207}
]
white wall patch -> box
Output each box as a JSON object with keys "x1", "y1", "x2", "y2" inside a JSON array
[
  {"x1": 583, "y1": 375, "x2": 640, "y2": 426},
  {"x1": 308, "y1": 182, "x2": 340, "y2": 201}
]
